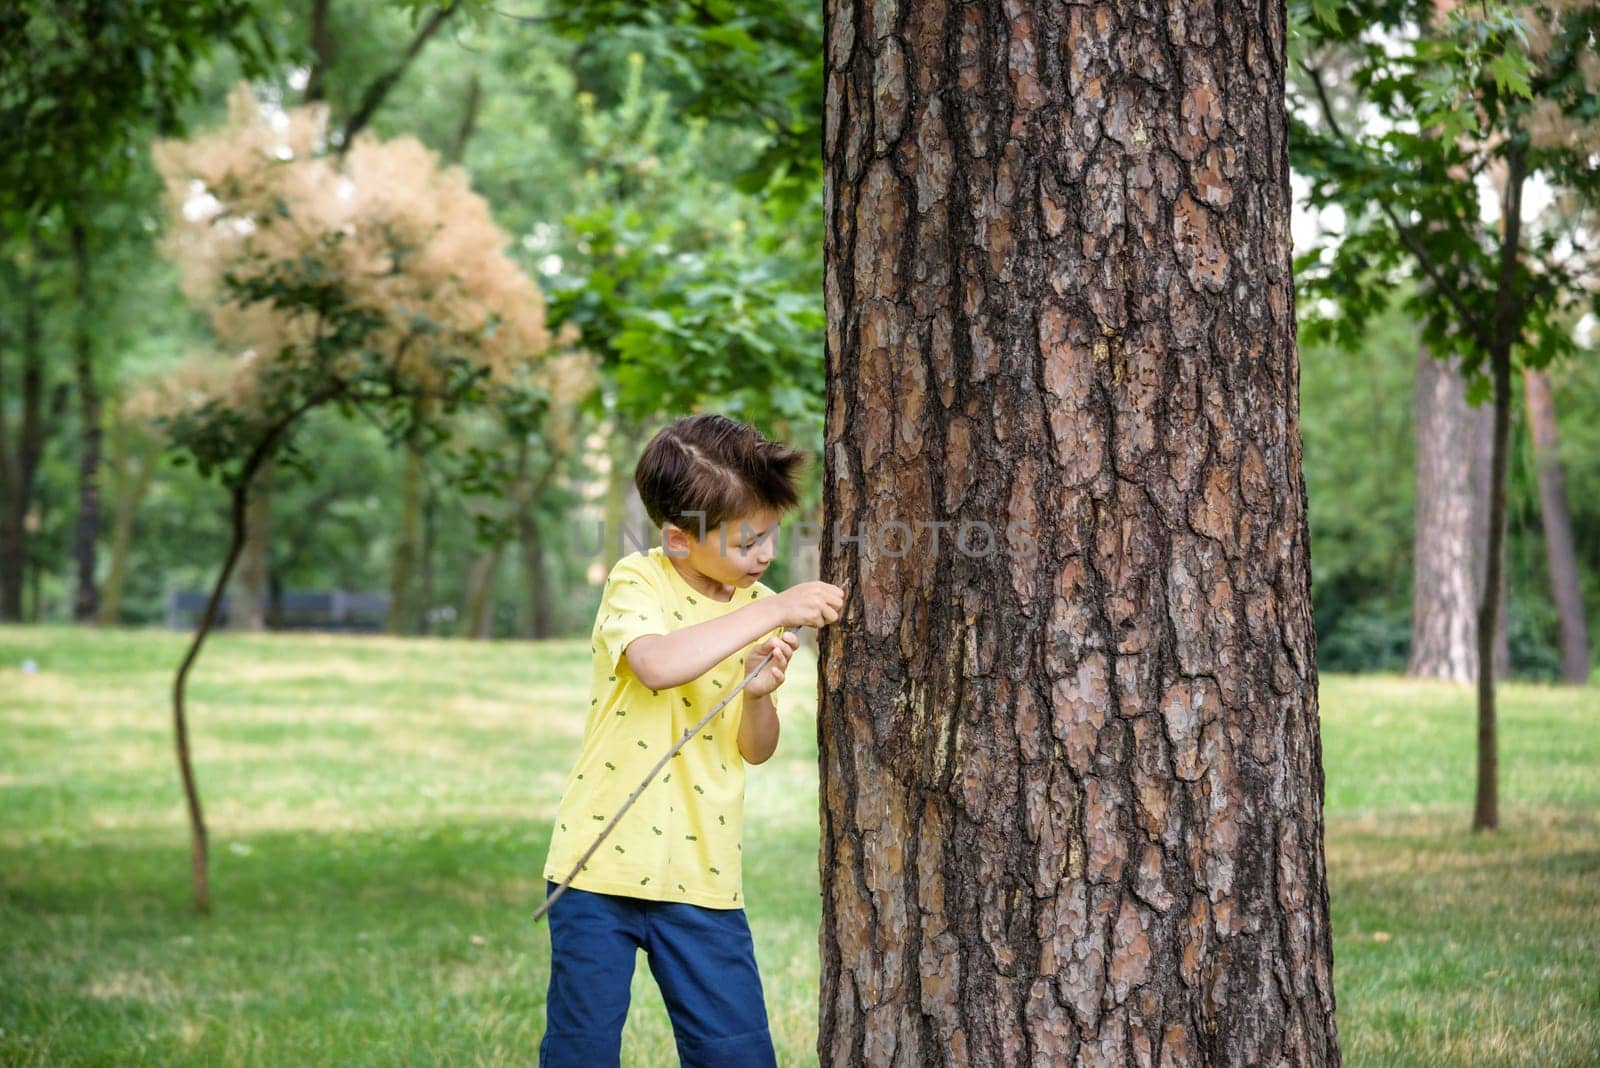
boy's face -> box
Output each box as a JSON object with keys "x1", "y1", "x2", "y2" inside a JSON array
[{"x1": 665, "y1": 507, "x2": 782, "y2": 590}]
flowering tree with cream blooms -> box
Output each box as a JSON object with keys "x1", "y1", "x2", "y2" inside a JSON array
[{"x1": 149, "y1": 82, "x2": 588, "y2": 914}]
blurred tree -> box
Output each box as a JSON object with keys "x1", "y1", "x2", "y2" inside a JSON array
[
  {"x1": 1290, "y1": 0, "x2": 1600, "y2": 829},
  {"x1": 148, "y1": 83, "x2": 573, "y2": 911},
  {"x1": 1, "y1": 1, "x2": 282, "y2": 624},
  {"x1": 531, "y1": 0, "x2": 822, "y2": 217},
  {"x1": 1524, "y1": 363, "x2": 1591, "y2": 683}
]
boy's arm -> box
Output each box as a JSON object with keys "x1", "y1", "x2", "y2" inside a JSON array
[
  {"x1": 624, "y1": 598, "x2": 785, "y2": 691},
  {"x1": 737, "y1": 690, "x2": 779, "y2": 765}
]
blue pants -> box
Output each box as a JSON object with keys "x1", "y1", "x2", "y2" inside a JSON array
[{"x1": 538, "y1": 881, "x2": 778, "y2": 1068}]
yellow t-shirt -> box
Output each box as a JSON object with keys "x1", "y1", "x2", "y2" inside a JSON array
[{"x1": 541, "y1": 545, "x2": 784, "y2": 909}]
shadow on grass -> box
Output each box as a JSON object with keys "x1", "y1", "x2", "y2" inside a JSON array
[{"x1": 0, "y1": 819, "x2": 823, "y2": 1066}]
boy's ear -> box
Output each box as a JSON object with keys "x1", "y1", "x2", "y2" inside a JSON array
[{"x1": 662, "y1": 522, "x2": 693, "y2": 557}]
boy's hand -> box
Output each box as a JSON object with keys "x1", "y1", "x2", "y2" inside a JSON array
[
  {"x1": 772, "y1": 581, "x2": 845, "y2": 630},
  {"x1": 743, "y1": 631, "x2": 801, "y2": 699}
]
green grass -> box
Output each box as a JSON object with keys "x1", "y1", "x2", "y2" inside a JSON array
[{"x1": 1, "y1": 624, "x2": 1596, "y2": 1066}]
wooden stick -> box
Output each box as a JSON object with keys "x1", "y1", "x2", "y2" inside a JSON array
[{"x1": 531, "y1": 648, "x2": 780, "y2": 923}]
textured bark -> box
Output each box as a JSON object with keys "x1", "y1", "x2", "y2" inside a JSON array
[
  {"x1": 1408, "y1": 348, "x2": 1509, "y2": 683},
  {"x1": 818, "y1": 1, "x2": 1338, "y2": 1064},
  {"x1": 70, "y1": 221, "x2": 103, "y2": 623},
  {"x1": 1522, "y1": 367, "x2": 1590, "y2": 686}
]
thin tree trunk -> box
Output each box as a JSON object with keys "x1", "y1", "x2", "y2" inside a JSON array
[
  {"x1": 231, "y1": 456, "x2": 273, "y2": 631},
  {"x1": 172, "y1": 386, "x2": 335, "y2": 913},
  {"x1": 1522, "y1": 366, "x2": 1590, "y2": 685},
  {"x1": 449, "y1": 74, "x2": 482, "y2": 165},
  {"x1": 419, "y1": 477, "x2": 437, "y2": 633},
  {"x1": 818, "y1": 2, "x2": 1338, "y2": 1064},
  {"x1": 516, "y1": 453, "x2": 559, "y2": 640},
  {"x1": 387, "y1": 394, "x2": 428, "y2": 635},
  {"x1": 388, "y1": 441, "x2": 424, "y2": 634},
  {"x1": 461, "y1": 549, "x2": 501, "y2": 639},
  {"x1": 336, "y1": 1, "x2": 460, "y2": 152},
  {"x1": 70, "y1": 221, "x2": 103, "y2": 623},
  {"x1": 99, "y1": 420, "x2": 161, "y2": 626},
  {"x1": 1473, "y1": 144, "x2": 1529, "y2": 833},
  {"x1": 0, "y1": 259, "x2": 50, "y2": 621},
  {"x1": 305, "y1": 0, "x2": 335, "y2": 103},
  {"x1": 603, "y1": 425, "x2": 631, "y2": 570}
]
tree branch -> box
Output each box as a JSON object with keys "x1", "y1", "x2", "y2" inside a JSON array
[
  {"x1": 1300, "y1": 58, "x2": 1498, "y2": 353},
  {"x1": 337, "y1": 2, "x2": 459, "y2": 153}
]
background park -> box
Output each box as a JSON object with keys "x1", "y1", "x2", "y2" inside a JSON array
[{"x1": 1, "y1": 1, "x2": 1597, "y2": 1065}]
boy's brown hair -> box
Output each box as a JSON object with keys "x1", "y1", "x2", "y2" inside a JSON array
[{"x1": 634, "y1": 413, "x2": 806, "y2": 541}]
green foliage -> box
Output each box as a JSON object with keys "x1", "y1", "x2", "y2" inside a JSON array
[
  {"x1": 1288, "y1": 0, "x2": 1600, "y2": 375},
  {"x1": 0, "y1": 0, "x2": 280, "y2": 228},
  {"x1": 535, "y1": 0, "x2": 822, "y2": 219},
  {"x1": 544, "y1": 51, "x2": 824, "y2": 451}
]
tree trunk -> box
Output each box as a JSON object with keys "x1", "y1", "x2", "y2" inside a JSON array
[
  {"x1": 1522, "y1": 366, "x2": 1590, "y2": 685},
  {"x1": 1473, "y1": 144, "x2": 1528, "y2": 834},
  {"x1": 818, "y1": 2, "x2": 1338, "y2": 1064},
  {"x1": 0, "y1": 259, "x2": 49, "y2": 622},
  {"x1": 305, "y1": 0, "x2": 334, "y2": 104},
  {"x1": 518, "y1": 515, "x2": 552, "y2": 639},
  {"x1": 461, "y1": 549, "x2": 501, "y2": 639},
  {"x1": 516, "y1": 452, "x2": 559, "y2": 641},
  {"x1": 231, "y1": 456, "x2": 273, "y2": 630},
  {"x1": 603, "y1": 425, "x2": 631, "y2": 570},
  {"x1": 1408, "y1": 348, "x2": 1509, "y2": 682},
  {"x1": 99, "y1": 418, "x2": 161, "y2": 626},
  {"x1": 388, "y1": 413, "x2": 425, "y2": 635},
  {"x1": 70, "y1": 221, "x2": 103, "y2": 624},
  {"x1": 420, "y1": 478, "x2": 438, "y2": 633}
]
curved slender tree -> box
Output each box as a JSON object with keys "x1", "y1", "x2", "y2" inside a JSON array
[{"x1": 149, "y1": 83, "x2": 581, "y2": 912}]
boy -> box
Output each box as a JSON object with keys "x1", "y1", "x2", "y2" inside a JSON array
[{"x1": 539, "y1": 413, "x2": 844, "y2": 1068}]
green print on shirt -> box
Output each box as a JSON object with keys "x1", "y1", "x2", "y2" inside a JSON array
[
  {"x1": 636, "y1": 739, "x2": 648, "y2": 749},
  {"x1": 709, "y1": 866, "x2": 721, "y2": 875},
  {"x1": 604, "y1": 761, "x2": 616, "y2": 770},
  {"x1": 673, "y1": 610, "x2": 683, "y2": 620}
]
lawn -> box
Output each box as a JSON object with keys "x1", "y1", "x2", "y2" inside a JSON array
[{"x1": 1, "y1": 624, "x2": 1596, "y2": 1065}]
